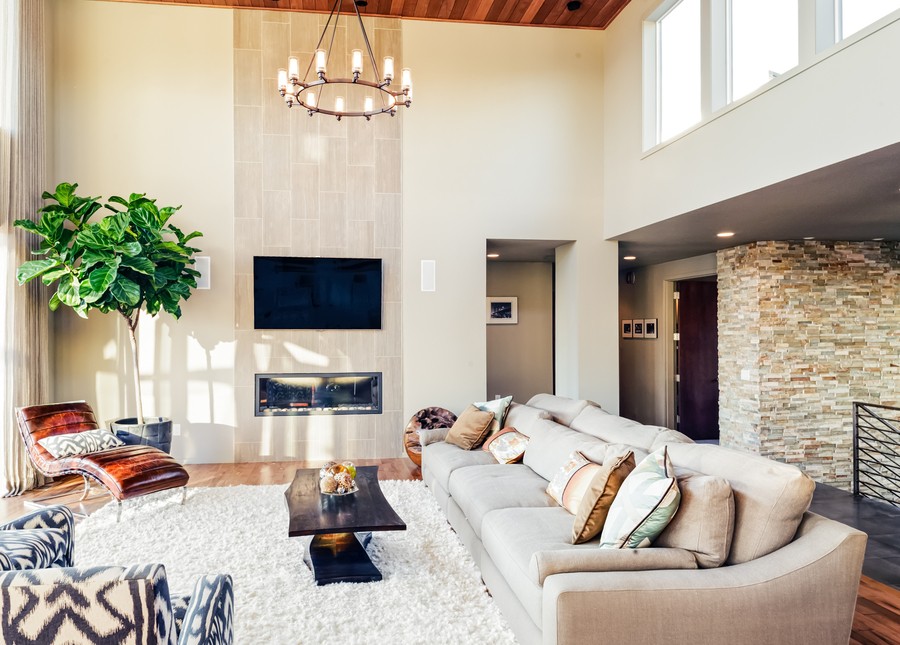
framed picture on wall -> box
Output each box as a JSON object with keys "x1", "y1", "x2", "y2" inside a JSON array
[
  {"x1": 486, "y1": 297, "x2": 518, "y2": 324},
  {"x1": 633, "y1": 320, "x2": 644, "y2": 338},
  {"x1": 643, "y1": 318, "x2": 658, "y2": 339},
  {"x1": 621, "y1": 320, "x2": 633, "y2": 338}
]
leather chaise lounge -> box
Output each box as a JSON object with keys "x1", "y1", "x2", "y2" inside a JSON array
[{"x1": 16, "y1": 401, "x2": 190, "y2": 518}]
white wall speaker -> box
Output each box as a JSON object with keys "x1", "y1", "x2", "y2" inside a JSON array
[
  {"x1": 421, "y1": 260, "x2": 436, "y2": 292},
  {"x1": 195, "y1": 256, "x2": 211, "y2": 290}
]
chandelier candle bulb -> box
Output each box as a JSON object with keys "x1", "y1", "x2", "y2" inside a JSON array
[
  {"x1": 401, "y1": 68, "x2": 412, "y2": 91},
  {"x1": 383, "y1": 56, "x2": 394, "y2": 81},
  {"x1": 288, "y1": 57, "x2": 300, "y2": 82},
  {"x1": 306, "y1": 91, "x2": 317, "y2": 108},
  {"x1": 316, "y1": 49, "x2": 327, "y2": 75},
  {"x1": 364, "y1": 96, "x2": 373, "y2": 113},
  {"x1": 277, "y1": 69, "x2": 288, "y2": 93},
  {"x1": 351, "y1": 49, "x2": 363, "y2": 76},
  {"x1": 335, "y1": 96, "x2": 345, "y2": 113}
]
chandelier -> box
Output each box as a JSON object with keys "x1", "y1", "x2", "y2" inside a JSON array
[{"x1": 277, "y1": 0, "x2": 412, "y2": 121}]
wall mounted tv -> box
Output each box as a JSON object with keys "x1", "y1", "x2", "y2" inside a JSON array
[{"x1": 253, "y1": 256, "x2": 383, "y2": 330}]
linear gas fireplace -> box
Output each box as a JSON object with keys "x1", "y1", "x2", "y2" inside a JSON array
[{"x1": 255, "y1": 372, "x2": 382, "y2": 417}]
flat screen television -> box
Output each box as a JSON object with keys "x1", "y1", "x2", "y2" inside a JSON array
[{"x1": 253, "y1": 256, "x2": 383, "y2": 330}]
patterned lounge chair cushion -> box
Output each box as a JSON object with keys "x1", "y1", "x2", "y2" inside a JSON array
[
  {"x1": 37, "y1": 428, "x2": 124, "y2": 458},
  {"x1": 0, "y1": 505, "x2": 74, "y2": 571}
]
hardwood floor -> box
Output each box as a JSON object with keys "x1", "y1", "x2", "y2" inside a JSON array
[{"x1": 2, "y1": 458, "x2": 897, "y2": 644}]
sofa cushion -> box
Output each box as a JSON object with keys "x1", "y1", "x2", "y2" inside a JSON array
[
  {"x1": 422, "y1": 441, "x2": 497, "y2": 492},
  {"x1": 654, "y1": 472, "x2": 735, "y2": 568},
  {"x1": 600, "y1": 447, "x2": 681, "y2": 549},
  {"x1": 523, "y1": 419, "x2": 609, "y2": 481},
  {"x1": 448, "y1": 465, "x2": 556, "y2": 538},
  {"x1": 572, "y1": 451, "x2": 636, "y2": 544},
  {"x1": 570, "y1": 406, "x2": 667, "y2": 451},
  {"x1": 503, "y1": 402, "x2": 551, "y2": 437},
  {"x1": 650, "y1": 429, "x2": 694, "y2": 451},
  {"x1": 483, "y1": 428, "x2": 529, "y2": 464},
  {"x1": 665, "y1": 443, "x2": 815, "y2": 565},
  {"x1": 445, "y1": 405, "x2": 494, "y2": 450},
  {"x1": 475, "y1": 395, "x2": 513, "y2": 439},
  {"x1": 525, "y1": 394, "x2": 598, "y2": 426}
]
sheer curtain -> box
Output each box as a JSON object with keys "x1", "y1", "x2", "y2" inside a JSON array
[{"x1": 0, "y1": 0, "x2": 51, "y2": 495}]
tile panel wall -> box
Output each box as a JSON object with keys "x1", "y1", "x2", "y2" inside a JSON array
[{"x1": 233, "y1": 10, "x2": 403, "y2": 462}]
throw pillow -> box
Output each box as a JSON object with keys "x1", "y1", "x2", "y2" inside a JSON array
[
  {"x1": 483, "y1": 428, "x2": 529, "y2": 464},
  {"x1": 474, "y1": 396, "x2": 513, "y2": 440},
  {"x1": 38, "y1": 429, "x2": 124, "y2": 459},
  {"x1": 445, "y1": 405, "x2": 495, "y2": 450},
  {"x1": 599, "y1": 446, "x2": 681, "y2": 549},
  {"x1": 654, "y1": 472, "x2": 735, "y2": 568},
  {"x1": 546, "y1": 451, "x2": 602, "y2": 513},
  {"x1": 571, "y1": 451, "x2": 636, "y2": 544}
]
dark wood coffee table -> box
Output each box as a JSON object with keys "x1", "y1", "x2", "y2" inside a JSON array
[{"x1": 285, "y1": 465, "x2": 406, "y2": 585}]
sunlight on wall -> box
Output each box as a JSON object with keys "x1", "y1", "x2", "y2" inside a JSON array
[{"x1": 283, "y1": 342, "x2": 330, "y2": 368}]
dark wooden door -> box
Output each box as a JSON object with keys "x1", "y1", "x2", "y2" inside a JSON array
[{"x1": 676, "y1": 280, "x2": 719, "y2": 441}]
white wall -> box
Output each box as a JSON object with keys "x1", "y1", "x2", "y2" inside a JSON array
[
  {"x1": 50, "y1": 0, "x2": 235, "y2": 463},
  {"x1": 402, "y1": 21, "x2": 619, "y2": 417},
  {"x1": 603, "y1": 0, "x2": 900, "y2": 237},
  {"x1": 486, "y1": 262, "x2": 554, "y2": 402},
  {"x1": 618, "y1": 253, "x2": 716, "y2": 426}
]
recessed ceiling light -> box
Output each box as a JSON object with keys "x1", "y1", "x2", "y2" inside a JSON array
[
  {"x1": 803, "y1": 236, "x2": 815, "y2": 240},
  {"x1": 873, "y1": 237, "x2": 884, "y2": 241},
  {"x1": 716, "y1": 231, "x2": 735, "y2": 238},
  {"x1": 623, "y1": 255, "x2": 637, "y2": 261},
  {"x1": 486, "y1": 253, "x2": 500, "y2": 258}
]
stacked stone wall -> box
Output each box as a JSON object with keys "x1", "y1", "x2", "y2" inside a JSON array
[{"x1": 718, "y1": 241, "x2": 900, "y2": 488}]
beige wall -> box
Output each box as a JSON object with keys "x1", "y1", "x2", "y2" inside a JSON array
[
  {"x1": 50, "y1": 0, "x2": 235, "y2": 463},
  {"x1": 486, "y1": 262, "x2": 553, "y2": 402},
  {"x1": 402, "y1": 21, "x2": 620, "y2": 418},
  {"x1": 603, "y1": 0, "x2": 900, "y2": 237},
  {"x1": 618, "y1": 253, "x2": 716, "y2": 427},
  {"x1": 231, "y1": 10, "x2": 404, "y2": 462}
]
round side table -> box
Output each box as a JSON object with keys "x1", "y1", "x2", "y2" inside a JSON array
[{"x1": 404, "y1": 407, "x2": 457, "y2": 467}]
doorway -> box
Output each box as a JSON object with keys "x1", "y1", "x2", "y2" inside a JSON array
[{"x1": 674, "y1": 278, "x2": 719, "y2": 441}]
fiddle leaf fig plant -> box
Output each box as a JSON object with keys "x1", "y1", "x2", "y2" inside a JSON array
[{"x1": 15, "y1": 182, "x2": 203, "y2": 425}]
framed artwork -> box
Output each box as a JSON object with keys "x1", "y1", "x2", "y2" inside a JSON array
[
  {"x1": 643, "y1": 318, "x2": 658, "y2": 339},
  {"x1": 486, "y1": 297, "x2": 518, "y2": 324},
  {"x1": 633, "y1": 320, "x2": 644, "y2": 338},
  {"x1": 621, "y1": 320, "x2": 633, "y2": 338}
]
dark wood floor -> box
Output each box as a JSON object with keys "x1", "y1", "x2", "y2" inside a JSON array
[{"x1": 2, "y1": 458, "x2": 897, "y2": 644}]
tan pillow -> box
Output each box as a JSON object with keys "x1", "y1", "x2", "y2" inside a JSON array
[
  {"x1": 572, "y1": 452, "x2": 636, "y2": 544},
  {"x1": 445, "y1": 405, "x2": 495, "y2": 450},
  {"x1": 654, "y1": 472, "x2": 735, "y2": 568}
]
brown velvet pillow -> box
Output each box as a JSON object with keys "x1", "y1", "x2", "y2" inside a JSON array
[
  {"x1": 445, "y1": 405, "x2": 495, "y2": 450},
  {"x1": 571, "y1": 451, "x2": 636, "y2": 544}
]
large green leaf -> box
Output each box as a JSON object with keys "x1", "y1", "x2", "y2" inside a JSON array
[
  {"x1": 54, "y1": 183, "x2": 77, "y2": 208},
  {"x1": 57, "y1": 274, "x2": 82, "y2": 308},
  {"x1": 13, "y1": 219, "x2": 41, "y2": 235},
  {"x1": 41, "y1": 267, "x2": 69, "y2": 285},
  {"x1": 80, "y1": 247, "x2": 113, "y2": 268},
  {"x1": 110, "y1": 276, "x2": 141, "y2": 308},
  {"x1": 120, "y1": 256, "x2": 155, "y2": 275},
  {"x1": 99, "y1": 212, "x2": 130, "y2": 241},
  {"x1": 117, "y1": 241, "x2": 142, "y2": 257},
  {"x1": 76, "y1": 227, "x2": 109, "y2": 250},
  {"x1": 16, "y1": 259, "x2": 59, "y2": 284},
  {"x1": 82, "y1": 266, "x2": 118, "y2": 301}
]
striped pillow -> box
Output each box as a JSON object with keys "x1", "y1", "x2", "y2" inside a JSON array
[
  {"x1": 547, "y1": 451, "x2": 602, "y2": 514},
  {"x1": 38, "y1": 429, "x2": 124, "y2": 459}
]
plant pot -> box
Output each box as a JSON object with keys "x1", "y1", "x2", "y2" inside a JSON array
[{"x1": 110, "y1": 417, "x2": 173, "y2": 454}]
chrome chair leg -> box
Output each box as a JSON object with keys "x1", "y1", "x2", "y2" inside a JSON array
[
  {"x1": 116, "y1": 500, "x2": 122, "y2": 523},
  {"x1": 181, "y1": 486, "x2": 187, "y2": 505},
  {"x1": 78, "y1": 475, "x2": 92, "y2": 502}
]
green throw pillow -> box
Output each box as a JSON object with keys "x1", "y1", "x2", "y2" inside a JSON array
[
  {"x1": 474, "y1": 396, "x2": 513, "y2": 439},
  {"x1": 599, "y1": 446, "x2": 681, "y2": 549}
]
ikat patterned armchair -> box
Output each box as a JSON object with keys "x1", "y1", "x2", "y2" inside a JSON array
[{"x1": 0, "y1": 507, "x2": 234, "y2": 644}]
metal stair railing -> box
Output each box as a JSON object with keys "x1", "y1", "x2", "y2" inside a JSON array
[{"x1": 853, "y1": 402, "x2": 900, "y2": 506}]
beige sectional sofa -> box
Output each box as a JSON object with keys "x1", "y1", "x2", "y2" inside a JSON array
[{"x1": 421, "y1": 394, "x2": 866, "y2": 645}]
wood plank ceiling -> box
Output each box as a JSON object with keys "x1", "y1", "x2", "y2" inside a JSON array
[{"x1": 103, "y1": 0, "x2": 632, "y2": 29}]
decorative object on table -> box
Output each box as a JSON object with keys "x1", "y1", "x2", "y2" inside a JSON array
[
  {"x1": 276, "y1": 0, "x2": 412, "y2": 120},
  {"x1": 643, "y1": 318, "x2": 658, "y2": 339},
  {"x1": 318, "y1": 461, "x2": 358, "y2": 495},
  {"x1": 14, "y1": 183, "x2": 203, "y2": 453},
  {"x1": 16, "y1": 401, "x2": 190, "y2": 521},
  {"x1": 403, "y1": 406, "x2": 458, "y2": 466},
  {"x1": 75, "y1": 481, "x2": 515, "y2": 643},
  {"x1": 0, "y1": 505, "x2": 74, "y2": 571},
  {"x1": 486, "y1": 296, "x2": 518, "y2": 324},
  {"x1": 632, "y1": 320, "x2": 644, "y2": 338},
  {"x1": 621, "y1": 319, "x2": 633, "y2": 338}
]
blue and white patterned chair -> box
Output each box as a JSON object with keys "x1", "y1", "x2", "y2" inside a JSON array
[
  {"x1": 0, "y1": 505, "x2": 74, "y2": 571},
  {"x1": 0, "y1": 564, "x2": 233, "y2": 644}
]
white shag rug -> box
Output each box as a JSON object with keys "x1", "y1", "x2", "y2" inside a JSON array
[{"x1": 74, "y1": 481, "x2": 517, "y2": 645}]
